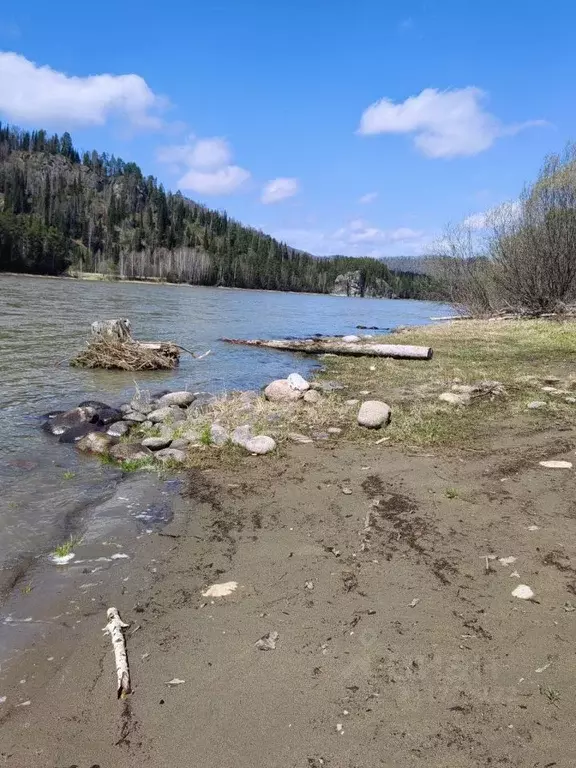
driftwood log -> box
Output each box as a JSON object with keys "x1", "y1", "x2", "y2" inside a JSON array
[{"x1": 222, "y1": 338, "x2": 433, "y2": 360}]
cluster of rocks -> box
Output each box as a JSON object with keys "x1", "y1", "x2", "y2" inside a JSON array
[{"x1": 438, "y1": 380, "x2": 506, "y2": 407}]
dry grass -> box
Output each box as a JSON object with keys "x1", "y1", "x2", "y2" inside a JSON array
[{"x1": 71, "y1": 337, "x2": 179, "y2": 370}]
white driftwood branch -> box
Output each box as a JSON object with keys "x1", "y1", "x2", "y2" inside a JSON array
[
  {"x1": 103, "y1": 607, "x2": 131, "y2": 698},
  {"x1": 222, "y1": 337, "x2": 433, "y2": 360}
]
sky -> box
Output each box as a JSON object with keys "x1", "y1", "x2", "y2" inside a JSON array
[{"x1": 0, "y1": 0, "x2": 574, "y2": 258}]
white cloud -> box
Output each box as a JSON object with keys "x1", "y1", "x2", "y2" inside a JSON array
[
  {"x1": 157, "y1": 135, "x2": 250, "y2": 195},
  {"x1": 273, "y1": 219, "x2": 431, "y2": 257},
  {"x1": 358, "y1": 192, "x2": 378, "y2": 204},
  {"x1": 463, "y1": 200, "x2": 521, "y2": 230},
  {"x1": 358, "y1": 87, "x2": 545, "y2": 158},
  {"x1": 261, "y1": 177, "x2": 300, "y2": 204},
  {"x1": 0, "y1": 51, "x2": 166, "y2": 129}
]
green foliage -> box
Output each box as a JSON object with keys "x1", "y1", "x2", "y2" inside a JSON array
[
  {"x1": 0, "y1": 122, "x2": 433, "y2": 298},
  {"x1": 52, "y1": 537, "x2": 78, "y2": 558},
  {"x1": 199, "y1": 424, "x2": 213, "y2": 446}
]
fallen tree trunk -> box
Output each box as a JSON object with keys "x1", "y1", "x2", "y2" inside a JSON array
[
  {"x1": 103, "y1": 607, "x2": 131, "y2": 699},
  {"x1": 222, "y1": 338, "x2": 433, "y2": 360}
]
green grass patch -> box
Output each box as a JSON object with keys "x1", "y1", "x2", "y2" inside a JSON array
[{"x1": 52, "y1": 536, "x2": 79, "y2": 558}]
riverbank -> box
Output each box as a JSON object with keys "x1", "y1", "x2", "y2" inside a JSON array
[{"x1": 3, "y1": 319, "x2": 576, "y2": 767}]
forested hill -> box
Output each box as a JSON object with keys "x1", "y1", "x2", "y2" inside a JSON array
[{"x1": 0, "y1": 124, "x2": 434, "y2": 298}]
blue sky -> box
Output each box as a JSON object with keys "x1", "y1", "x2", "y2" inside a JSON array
[{"x1": 0, "y1": 0, "x2": 573, "y2": 256}]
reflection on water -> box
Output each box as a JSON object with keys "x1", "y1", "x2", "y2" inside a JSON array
[{"x1": 0, "y1": 274, "x2": 449, "y2": 572}]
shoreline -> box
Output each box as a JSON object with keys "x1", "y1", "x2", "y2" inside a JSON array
[{"x1": 3, "y1": 318, "x2": 576, "y2": 765}]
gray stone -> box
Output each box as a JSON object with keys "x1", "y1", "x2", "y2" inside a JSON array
[
  {"x1": 188, "y1": 393, "x2": 217, "y2": 413},
  {"x1": 244, "y1": 435, "x2": 276, "y2": 455},
  {"x1": 157, "y1": 391, "x2": 195, "y2": 407},
  {"x1": 76, "y1": 431, "x2": 117, "y2": 455},
  {"x1": 311, "y1": 380, "x2": 344, "y2": 393},
  {"x1": 231, "y1": 425, "x2": 253, "y2": 448},
  {"x1": 123, "y1": 411, "x2": 147, "y2": 423},
  {"x1": 141, "y1": 420, "x2": 153, "y2": 430},
  {"x1": 119, "y1": 403, "x2": 132, "y2": 414},
  {"x1": 342, "y1": 334, "x2": 361, "y2": 343},
  {"x1": 109, "y1": 443, "x2": 153, "y2": 462},
  {"x1": 327, "y1": 427, "x2": 342, "y2": 435},
  {"x1": 566, "y1": 397, "x2": 576, "y2": 404},
  {"x1": 142, "y1": 435, "x2": 173, "y2": 450},
  {"x1": 303, "y1": 389, "x2": 322, "y2": 404},
  {"x1": 451, "y1": 384, "x2": 475, "y2": 394},
  {"x1": 345, "y1": 399, "x2": 359, "y2": 406},
  {"x1": 42, "y1": 406, "x2": 98, "y2": 436},
  {"x1": 264, "y1": 379, "x2": 303, "y2": 402},
  {"x1": 106, "y1": 421, "x2": 131, "y2": 437},
  {"x1": 154, "y1": 448, "x2": 187, "y2": 464},
  {"x1": 357, "y1": 400, "x2": 392, "y2": 429},
  {"x1": 438, "y1": 392, "x2": 471, "y2": 406},
  {"x1": 78, "y1": 401, "x2": 122, "y2": 425},
  {"x1": 170, "y1": 438, "x2": 190, "y2": 450},
  {"x1": 288, "y1": 432, "x2": 313, "y2": 444},
  {"x1": 180, "y1": 429, "x2": 201, "y2": 444},
  {"x1": 210, "y1": 423, "x2": 229, "y2": 446},
  {"x1": 58, "y1": 423, "x2": 104, "y2": 444},
  {"x1": 148, "y1": 406, "x2": 185, "y2": 424},
  {"x1": 527, "y1": 401, "x2": 547, "y2": 410},
  {"x1": 287, "y1": 372, "x2": 310, "y2": 392}
]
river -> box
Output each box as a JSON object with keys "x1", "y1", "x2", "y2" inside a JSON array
[{"x1": 0, "y1": 274, "x2": 450, "y2": 587}]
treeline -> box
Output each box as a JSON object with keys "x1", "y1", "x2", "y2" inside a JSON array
[{"x1": 0, "y1": 124, "x2": 434, "y2": 298}]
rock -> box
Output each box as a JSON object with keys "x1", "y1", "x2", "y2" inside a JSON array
[
  {"x1": 357, "y1": 400, "x2": 392, "y2": 429},
  {"x1": 119, "y1": 403, "x2": 132, "y2": 414},
  {"x1": 106, "y1": 421, "x2": 131, "y2": 437},
  {"x1": 154, "y1": 448, "x2": 187, "y2": 464},
  {"x1": 42, "y1": 406, "x2": 99, "y2": 436},
  {"x1": 327, "y1": 427, "x2": 342, "y2": 435},
  {"x1": 157, "y1": 391, "x2": 195, "y2": 407},
  {"x1": 311, "y1": 380, "x2": 344, "y2": 393},
  {"x1": 148, "y1": 406, "x2": 185, "y2": 424},
  {"x1": 231, "y1": 425, "x2": 253, "y2": 448},
  {"x1": 210, "y1": 423, "x2": 229, "y2": 446},
  {"x1": 566, "y1": 397, "x2": 576, "y2": 404},
  {"x1": 527, "y1": 401, "x2": 547, "y2": 410},
  {"x1": 141, "y1": 420, "x2": 153, "y2": 430},
  {"x1": 123, "y1": 411, "x2": 148, "y2": 423},
  {"x1": 342, "y1": 334, "x2": 361, "y2": 343},
  {"x1": 345, "y1": 399, "x2": 359, "y2": 406},
  {"x1": 109, "y1": 443, "x2": 153, "y2": 462},
  {"x1": 76, "y1": 432, "x2": 117, "y2": 455},
  {"x1": 244, "y1": 435, "x2": 276, "y2": 454},
  {"x1": 287, "y1": 373, "x2": 310, "y2": 392},
  {"x1": 438, "y1": 392, "x2": 471, "y2": 406},
  {"x1": 288, "y1": 432, "x2": 313, "y2": 444},
  {"x1": 58, "y1": 423, "x2": 104, "y2": 444},
  {"x1": 188, "y1": 393, "x2": 217, "y2": 413},
  {"x1": 180, "y1": 429, "x2": 201, "y2": 444},
  {"x1": 170, "y1": 438, "x2": 190, "y2": 451},
  {"x1": 303, "y1": 389, "x2": 322, "y2": 404},
  {"x1": 130, "y1": 389, "x2": 154, "y2": 414},
  {"x1": 264, "y1": 379, "x2": 303, "y2": 402},
  {"x1": 142, "y1": 435, "x2": 173, "y2": 450},
  {"x1": 451, "y1": 384, "x2": 475, "y2": 394},
  {"x1": 78, "y1": 400, "x2": 123, "y2": 425}
]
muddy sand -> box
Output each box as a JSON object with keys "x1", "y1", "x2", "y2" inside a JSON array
[{"x1": 1, "y1": 428, "x2": 576, "y2": 767}]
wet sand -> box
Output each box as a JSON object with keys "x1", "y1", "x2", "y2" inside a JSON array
[{"x1": 2, "y1": 429, "x2": 576, "y2": 767}]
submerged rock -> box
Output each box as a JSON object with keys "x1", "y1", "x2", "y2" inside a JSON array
[
  {"x1": 58, "y1": 422, "x2": 104, "y2": 444},
  {"x1": 157, "y1": 391, "x2": 195, "y2": 407},
  {"x1": 109, "y1": 443, "x2": 153, "y2": 462},
  {"x1": 42, "y1": 406, "x2": 99, "y2": 436},
  {"x1": 76, "y1": 431, "x2": 117, "y2": 455},
  {"x1": 245, "y1": 435, "x2": 276, "y2": 454},
  {"x1": 357, "y1": 400, "x2": 391, "y2": 429},
  {"x1": 264, "y1": 379, "x2": 303, "y2": 402}
]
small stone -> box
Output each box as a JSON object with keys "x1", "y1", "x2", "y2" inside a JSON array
[
  {"x1": 245, "y1": 435, "x2": 276, "y2": 455},
  {"x1": 327, "y1": 427, "x2": 342, "y2": 435},
  {"x1": 210, "y1": 423, "x2": 229, "y2": 446},
  {"x1": 170, "y1": 438, "x2": 190, "y2": 450},
  {"x1": 565, "y1": 397, "x2": 576, "y2": 404},
  {"x1": 109, "y1": 443, "x2": 153, "y2": 462},
  {"x1": 123, "y1": 411, "x2": 147, "y2": 423},
  {"x1": 180, "y1": 429, "x2": 201, "y2": 444},
  {"x1": 106, "y1": 421, "x2": 131, "y2": 437},
  {"x1": 341, "y1": 487, "x2": 352, "y2": 495},
  {"x1": 76, "y1": 432, "x2": 116, "y2": 455},
  {"x1": 512, "y1": 584, "x2": 534, "y2": 600},
  {"x1": 527, "y1": 401, "x2": 547, "y2": 409},
  {"x1": 451, "y1": 384, "x2": 475, "y2": 394},
  {"x1": 231, "y1": 425, "x2": 253, "y2": 448},
  {"x1": 255, "y1": 630, "x2": 279, "y2": 651},
  {"x1": 311, "y1": 380, "x2": 344, "y2": 393},
  {"x1": 345, "y1": 399, "x2": 359, "y2": 406},
  {"x1": 264, "y1": 379, "x2": 303, "y2": 402},
  {"x1": 148, "y1": 406, "x2": 185, "y2": 424},
  {"x1": 303, "y1": 389, "x2": 321, "y2": 404},
  {"x1": 287, "y1": 432, "x2": 313, "y2": 444},
  {"x1": 342, "y1": 335, "x2": 360, "y2": 343},
  {"x1": 439, "y1": 392, "x2": 470, "y2": 406},
  {"x1": 357, "y1": 400, "x2": 391, "y2": 429},
  {"x1": 287, "y1": 373, "x2": 310, "y2": 392},
  {"x1": 539, "y1": 460, "x2": 572, "y2": 469},
  {"x1": 154, "y1": 448, "x2": 187, "y2": 464},
  {"x1": 157, "y1": 391, "x2": 195, "y2": 407},
  {"x1": 142, "y1": 435, "x2": 172, "y2": 450},
  {"x1": 359, "y1": 390, "x2": 370, "y2": 396}
]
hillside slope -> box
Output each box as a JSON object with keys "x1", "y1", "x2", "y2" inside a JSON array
[{"x1": 0, "y1": 124, "x2": 434, "y2": 298}]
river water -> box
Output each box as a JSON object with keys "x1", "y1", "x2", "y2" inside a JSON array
[{"x1": 0, "y1": 274, "x2": 449, "y2": 586}]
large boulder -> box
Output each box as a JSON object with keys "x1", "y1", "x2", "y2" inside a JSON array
[
  {"x1": 244, "y1": 435, "x2": 276, "y2": 455},
  {"x1": 109, "y1": 443, "x2": 153, "y2": 462},
  {"x1": 76, "y1": 432, "x2": 117, "y2": 455},
  {"x1": 42, "y1": 406, "x2": 99, "y2": 436},
  {"x1": 264, "y1": 379, "x2": 303, "y2": 402},
  {"x1": 287, "y1": 373, "x2": 310, "y2": 392},
  {"x1": 148, "y1": 405, "x2": 186, "y2": 424},
  {"x1": 357, "y1": 400, "x2": 391, "y2": 429},
  {"x1": 157, "y1": 391, "x2": 195, "y2": 407}
]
